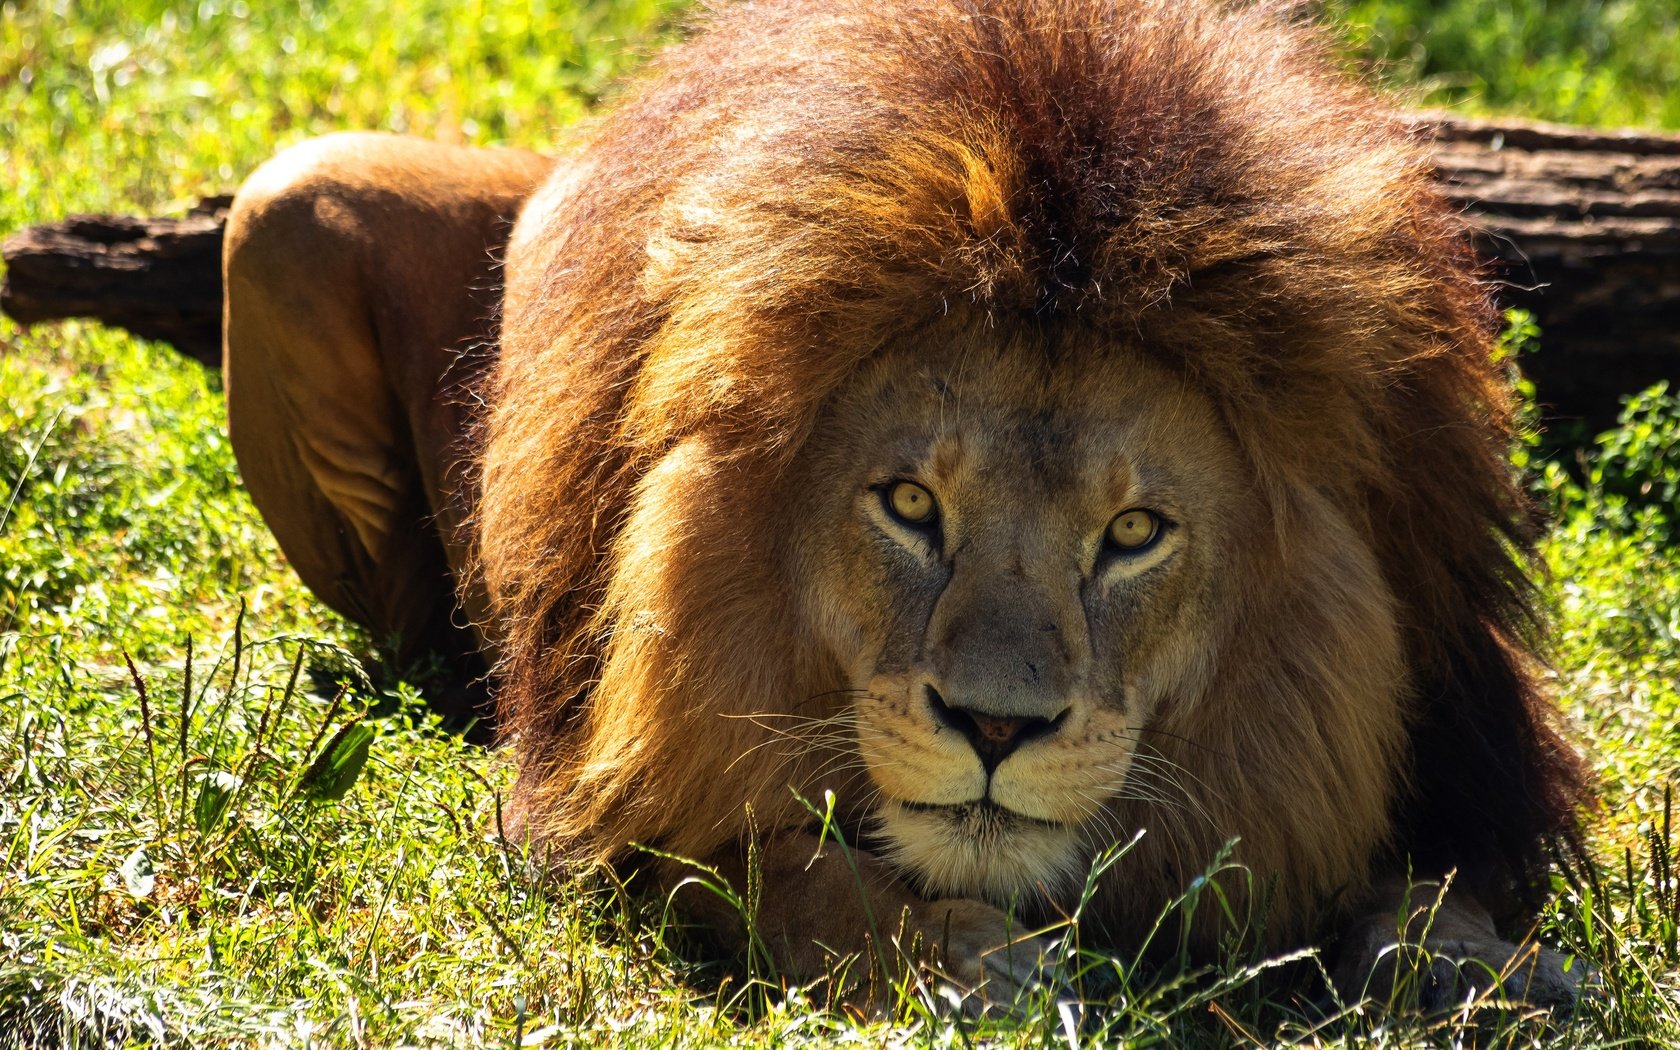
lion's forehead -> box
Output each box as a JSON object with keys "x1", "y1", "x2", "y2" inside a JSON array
[{"x1": 824, "y1": 328, "x2": 1238, "y2": 511}]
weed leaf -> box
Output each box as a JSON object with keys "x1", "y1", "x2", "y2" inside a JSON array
[
  {"x1": 194, "y1": 769, "x2": 242, "y2": 836},
  {"x1": 299, "y1": 721, "x2": 375, "y2": 804}
]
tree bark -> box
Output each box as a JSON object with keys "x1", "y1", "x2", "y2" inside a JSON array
[
  {"x1": 1415, "y1": 114, "x2": 1680, "y2": 427},
  {"x1": 1, "y1": 196, "x2": 231, "y2": 368},
  {"x1": 4, "y1": 115, "x2": 1679, "y2": 422}
]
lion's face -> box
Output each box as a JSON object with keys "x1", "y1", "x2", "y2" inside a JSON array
[
  {"x1": 485, "y1": 0, "x2": 1573, "y2": 965},
  {"x1": 790, "y1": 322, "x2": 1253, "y2": 905}
]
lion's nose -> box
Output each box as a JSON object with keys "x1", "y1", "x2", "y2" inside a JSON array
[{"x1": 926, "y1": 685, "x2": 1066, "y2": 773}]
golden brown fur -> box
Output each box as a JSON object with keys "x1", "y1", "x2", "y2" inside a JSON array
[
  {"x1": 222, "y1": 0, "x2": 1587, "y2": 1003},
  {"x1": 223, "y1": 133, "x2": 550, "y2": 726},
  {"x1": 481, "y1": 0, "x2": 1582, "y2": 971}
]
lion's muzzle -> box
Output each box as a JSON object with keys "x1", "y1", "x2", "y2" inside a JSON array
[{"x1": 925, "y1": 684, "x2": 1071, "y2": 772}]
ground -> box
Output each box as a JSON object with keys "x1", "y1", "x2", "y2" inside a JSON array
[{"x1": 2, "y1": 1, "x2": 1678, "y2": 1046}]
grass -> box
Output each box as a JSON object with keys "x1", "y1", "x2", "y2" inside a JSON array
[
  {"x1": 1329, "y1": 0, "x2": 1680, "y2": 129},
  {"x1": 2, "y1": 0, "x2": 1679, "y2": 1046}
]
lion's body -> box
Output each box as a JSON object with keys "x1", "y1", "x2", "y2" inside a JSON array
[{"x1": 225, "y1": 0, "x2": 1585, "y2": 1003}]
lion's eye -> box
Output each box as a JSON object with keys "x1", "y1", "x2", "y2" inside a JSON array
[
  {"x1": 884, "y1": 480, "x2": 938, "y2": 526},
  {"x1": 1106, "y1": 509, "x2": 1161, "y2": 551}
]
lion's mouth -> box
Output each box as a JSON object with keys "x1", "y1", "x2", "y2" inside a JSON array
[
  {"x1": 876, "y1": 795, "x2": 1086, "y2": 903},
  {"x1": 895, "y1": 797, "x2": 1068, "y2": 834}
]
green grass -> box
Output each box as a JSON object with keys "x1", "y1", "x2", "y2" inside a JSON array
[
  {"x1": 3, "y1": 1, "x2": 1679, "y2": 1046},
  {"x1": 1330, "y1": 0, "x2": 1680, "y2": 129}
]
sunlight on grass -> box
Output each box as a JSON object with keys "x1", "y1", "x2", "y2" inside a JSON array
[
  {"x1": 1330, "y1": 0, "x2": 1680, "y2": 129},
  {"x1": 3, "y1": 0, "x2": 1678, "y2": 1046}
]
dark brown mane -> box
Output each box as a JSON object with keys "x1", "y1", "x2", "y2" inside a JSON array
[{"x1": 476, "y1": 0, "x2": 1583, "y2": 920}]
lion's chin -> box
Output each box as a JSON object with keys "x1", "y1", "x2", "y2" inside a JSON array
[{"x1": 876, "y1": 798, "x2": 1086, "y2": 908}]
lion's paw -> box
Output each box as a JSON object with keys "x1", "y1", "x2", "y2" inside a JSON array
[
  {"x1": 1340, "y1": 929, "x2": 1587, "y2": 1011},
  {"x1": 1422, "y1": 938, "x2": 1586, "y2": 1008},
  {"x1": 907, "y1": 899, "x2": 1062, "y2": 1014}
]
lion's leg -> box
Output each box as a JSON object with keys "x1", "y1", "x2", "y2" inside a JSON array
[
  {"x1": 1335, "y1": 875, "x2": 1583, "y2": 1008},
  {"x1": 668, "y1": 833, "x2": 1057, "y2": 1009},
  {"x1": 223, "y1": 133, "x2": 551, "y2": 724}
]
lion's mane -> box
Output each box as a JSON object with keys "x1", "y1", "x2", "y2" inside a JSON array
[{"x1": 478, "y1": 0, "x2": 1583, "y2": 940}]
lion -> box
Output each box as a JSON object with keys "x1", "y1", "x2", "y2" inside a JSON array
[{"x1": 222, "y1": 0, "x2": 1587, "y2": 1008}]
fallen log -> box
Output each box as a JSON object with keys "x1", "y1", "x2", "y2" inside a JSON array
[
  {"x1": 1416, "y1": 114, "x2": 1680, "y2": 427},
  {"x1": 4, "y1": 115, "x2": 1679, "y2": 422},
  {"x1": 2, "y1": 196, "x2": 231, "y2": 368}
]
